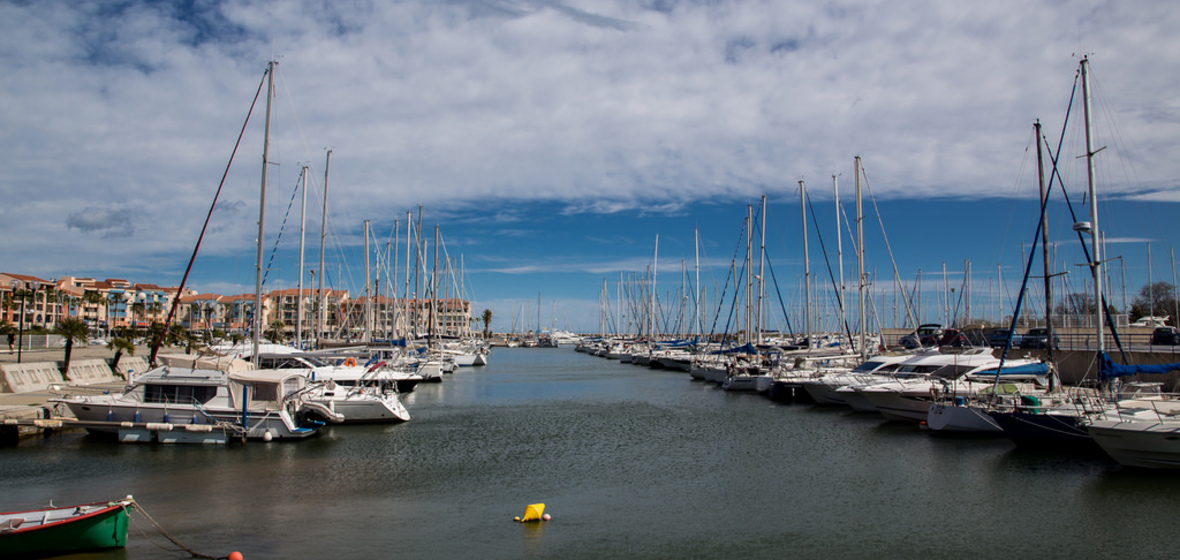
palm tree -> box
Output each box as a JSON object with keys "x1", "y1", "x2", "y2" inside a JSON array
[
  {"x1": 481, "y1": 309, "x2": 493, "y2": 338},
  {"x1": 53, "y1": 317, "x2": 90, "y2": 374},
  {"x1": 265, "y1": 320, "x2": 287, "y2": 344},
  {"x1": 107, "y1": 337, "x2": 135, "y2": 376},
  {"x1": 168, "y1": 323, "x2": 193, "y2": 353},
  {"x1": 131, "y1": 301, "x2": 146, "y2": 327}
]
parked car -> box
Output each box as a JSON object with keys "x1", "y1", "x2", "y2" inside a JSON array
[
  {"x1": 899, "y1": 324, "x2": 943, "y2": 349},
  {"x1": 987, "y1": 329, "x2": 1023, "y2": 348},
  {"x1": 935, "y1": 328, "x2": 972, "y2": 347},
  {"x1": 1019, "y1": 327, "x2": 1060, "y2": 350},
  {"x1": 1151, "y1": 326, "x2": 1180, "y2": 345}
]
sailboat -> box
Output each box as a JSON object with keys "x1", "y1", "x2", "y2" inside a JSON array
[
  {"x1": 986, "y1": 57, "x2": 1180, "y2": 464},
  {"x1": 1079, "y1": 63, "x2": 1180, "y2": 469},
  {"x1": 55, "y1": 62, "x2": 335, "y2": 443}
]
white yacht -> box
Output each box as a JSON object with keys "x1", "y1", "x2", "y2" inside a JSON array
[
  {"x1": 52, "y1": 365, "x2": 334, "y2": 444},
  {"x1": 852, "y1": 349, "x2": 1047, "y2": 422}
]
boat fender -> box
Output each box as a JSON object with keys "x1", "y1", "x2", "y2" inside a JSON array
[{"x1": 344, "y1": 358, "x2": 356, "y2": 367}]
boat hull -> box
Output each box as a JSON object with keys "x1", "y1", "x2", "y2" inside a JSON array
[
  {"x1": 990, "y1": 410, "x2": 1100, "y2": 452},
  {"x1": 0, "y1": 500, "x2": 130, "y2": 558},
  {"x1": 926, "y1": 403, "x2": 1003, "y2": 434},
  {"x1": 1087, "y1": 421, "x2": 1180, "y2": 469}
]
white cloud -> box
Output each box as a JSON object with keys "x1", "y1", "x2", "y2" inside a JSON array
[{"x1": 1, "y1": 0, "x2": 1178, "y2": 300}]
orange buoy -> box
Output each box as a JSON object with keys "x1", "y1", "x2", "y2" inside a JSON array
[{"x1": 228, "y1": 552, "x2": 244, "y2": 560}]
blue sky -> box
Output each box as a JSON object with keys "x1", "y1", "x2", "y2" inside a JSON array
[{"x1": 2, "y1": 1, "x2": 1179, "y2": 334}]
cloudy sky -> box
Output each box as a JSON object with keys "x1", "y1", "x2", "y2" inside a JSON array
[{"x1": 2, "y1": 0, "x2": 1178, "y2": 333}]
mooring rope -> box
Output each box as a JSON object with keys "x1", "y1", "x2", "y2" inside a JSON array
[{"x1": 127, "y1": 498, "x2": 230, "y2": 560}]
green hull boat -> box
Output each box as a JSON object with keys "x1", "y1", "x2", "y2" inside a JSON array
[{"x1": 0, "y1": 497, "x2": 133, "y2": 558}]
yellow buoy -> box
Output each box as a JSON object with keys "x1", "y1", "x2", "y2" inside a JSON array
[{"x1": 521, "y1": 503, "x2": 545, "y2": 522}]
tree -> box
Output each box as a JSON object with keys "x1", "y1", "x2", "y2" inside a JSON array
[
  {"x1": 1131, "y1": 282, "x2": 1178, "y2": 324},
  {"x1": 52, "y1": 317, "x2": 90, "y2": 374},
  {"x1": 130, "y1": 301, "x2": 145, "y2": 326},
  {"x1": 1054, "y1": 292, "x2": 1096, "y2": 318},
  {"x1": 168, "y1": 323, "x2": 193, "y2": 353},
  {"x1": 265, "y1": 320, "x2": 287, "y2": 343},
  {"x1": 107, "y1": 337, "x2": 135, "y2": 374},
  {"x1": 481, "y1": 309, "x2": 493, "y2": 338}
]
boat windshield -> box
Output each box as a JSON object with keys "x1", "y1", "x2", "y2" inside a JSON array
[
  {"x1": 895, "y1": 364, "x2": 943, "y2": 375},
  {"x1": 852, "y1": 360, "x2": 887, "y2": 373},
  {"x1": 928, "y1": 364, "x2": 981, "y2": 380},
  {"x1": 144, "y1": 384, "x2": 218, "y2": 405}
]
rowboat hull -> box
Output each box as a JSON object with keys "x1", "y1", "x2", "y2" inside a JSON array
[{"x1": 0, "y1": 499, "x2": 131, "y2": 558}]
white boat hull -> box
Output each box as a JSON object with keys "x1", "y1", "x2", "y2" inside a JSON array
[
  {"x1": 1088, "y1": 420, "x2": 1180, "y2": 469},
  {"x1": 926, "y1": 403, "x2": 1003, "y2": 433}
]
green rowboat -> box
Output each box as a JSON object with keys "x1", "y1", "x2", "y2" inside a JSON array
[{"x1": 0, "y1": 496, "x2": 133, "y2": 558}]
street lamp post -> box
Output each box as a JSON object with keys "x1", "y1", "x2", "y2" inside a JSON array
[{"x1": 11, "y1": 280, "x2": 40, "y2": 364}]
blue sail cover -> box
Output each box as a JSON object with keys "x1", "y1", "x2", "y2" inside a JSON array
[
  {"x1": 1100, "y1": 352, "x2": 1180, "y2": 380},
  {"x1": 973, "y1": 362, "x2": 1050, "y2": 377},
  {"x1": 711, "y1": 343, "x2": 756, "y2": 355}
]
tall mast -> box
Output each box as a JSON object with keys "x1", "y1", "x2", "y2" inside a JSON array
[
  {"x1": 745, "y1": 205, "x2": 753, "y2": 344},
  {"x1": 317, "y1": 149, "x2": 331, "y2": 349},
  {"x1": 404, "y1": 212, "x2": 412, "y2": 339},
  {"x1": 432, "y1": 224, "x2": 439, "y2": 343},
  {"x1": 252, "y1": 60, "x2": 276, "y2": 364},
  {"x1": 364, "y1": 219, "x2": 372, "y2": 343},
  {"x1": 652, "y1": 234, "x2": 659, "y2": 339},
  {"x1": 757, "y1": 195, "x2": 766, "y2": 344},
  {"x1": 695, "y1": 228, "x2": 702, "y2": 338},
  {"x1": 1036, "y1": 120, "x2": 1054, "y2": 365},
  {"x1": 834, "y1": 174, "x2": 846, "y2": 340},
  {"x1": 799, "y1": 182, "x2": 811, "y2": 347},
  {"x1": 1081, "y1": 56, "x2": 1104, "y2": 356},
  {"x1": 855, "y1": 157, "x2": 866, "y2": 359},
  {"x1": 297, "y1": 165, "x2": 308, "y2": 348}
]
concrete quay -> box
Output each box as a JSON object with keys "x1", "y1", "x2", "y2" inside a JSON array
[{"x1": 0, "y1": 344, "x2": 151, "y2": 445}]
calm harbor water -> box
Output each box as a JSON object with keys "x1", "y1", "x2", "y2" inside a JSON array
[{"x1": 5, "y1": 347, "x2": 1180, "y2": 559}]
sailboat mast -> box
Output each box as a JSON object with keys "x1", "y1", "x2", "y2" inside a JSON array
[
  {"x1": 252, "y1": 60, "x2": 276, "y2": 364},
  {"x1": 653, "y1": 234, "x2": 659, "y2": 339},
  {"x1": 745, "y1": 205, "x2": 753, "y2": 344},
  {"x1": 757, "y1": 195, "x2": 766, "y2": 345},
  {"x1": 297, "y1": 165, "x2": 308, "y2": 348},
  {"x1": 834, "y1": 174, "x2": 845, "y2": 339},
  {"x1": 404, "y1": 212, "x2": 412, "y2": 339},
  {"x1": 695, "y1": 228, "x2": 702, "y2": 338},
  {"x1": 364, "y1": 219, "x2": 372, "y2": 343},
  {"x1": 1036, "y1": 121, "x2": 1054, "y2": 365},
  {"x1": 317, "y1": 149, "x2": 331, "y2": 349},
  {"x1": 855, "y1": 156, "x2": 866, "y2": 359},
  {"x1": 1081, "y1": 56, "x2": 1104, "y2": 355},
  {"x1": 799, "y1": 182, "x2": 811, "y2": 347}
]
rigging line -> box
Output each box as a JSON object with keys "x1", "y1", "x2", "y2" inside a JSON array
[
  {"x1": 1041, "y1": 73, "x2": 1129, "y2": 363},
  {"x1": 858, "y1": 163, "x2": 920, "y2": 333},
  {"x1": 275, "y1": 67, "x2": 321, "y2": 182},
  {"x1": 150, "y1": 67, "x2": 268, "y2": 366},
  {"x1": 1043, "y1": 135, "x2": 1129, "y2": 364},
  {"x1": 712, "y1": 215, "x2": 749, "y2": 341},
  {"x1": 803, "y1": 189, "x2": 855, "y2": 344},
  {"x1": 704, "y1": 218, "x2": 745, "y2": 341},
  {"x1": 995, "y1": 126, "x2": 1059, "y2": 374},
  {"x1": 996, "y1": 126, "x2": 1038, "y2": 317},
  {"x1": 260, "y1": 166, "x2": 307, "y2": 289},
  {"x1": 761, "y1": 251, "x2": 795, "y2": 337}
]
